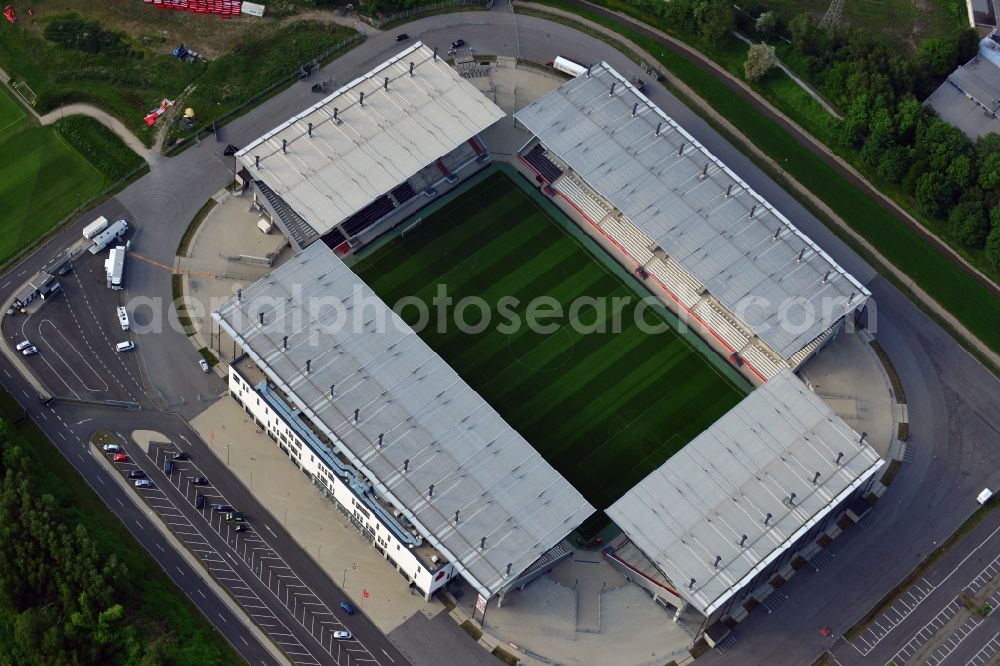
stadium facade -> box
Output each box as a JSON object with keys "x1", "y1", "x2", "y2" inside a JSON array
[
  {"x1": 235, "y1": 42, "x2": 504, "y2": 253},
  {"x1": 217, "y1": 49, "x2": 887, "y2": 636},
  {"x1": 214, "y1": 242, "x2": 595, "y2": 601},
  {"x1": 514, "y1": 63, "x2": 871, "y2": 382},
  {"x1": 606, "y1": 369, "x2": 883, "y2": 644}
]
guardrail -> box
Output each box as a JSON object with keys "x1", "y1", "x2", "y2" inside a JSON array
[{"x1": 361, "y1": 0, "x2": 494, "y2": 29}]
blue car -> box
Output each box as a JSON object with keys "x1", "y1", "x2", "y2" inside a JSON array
[{"x1": 339, "y1": 601, "x2": 354, "y2": 615}]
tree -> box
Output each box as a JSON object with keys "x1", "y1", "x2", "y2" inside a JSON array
[
  {"x1": 755, "y1": 11, "x2": 778, "y2": 38},
  {"x1": 985, "y1": 210, "x2": 1000, "y2": 268},
  {"x1": 744, "y1": 43, "x2": 777, "y2": 81},
  {"x1": 978, "y1": 151, "x2": 1000, "y2": 193},
  {"x1": 915, "y1": 172, "x2": 949, "y2": 217},
  {"x1": 948, "y1": 197, "x2": 988, "y2": 248},
  {"x1": 694, "y1": 0, "x2": 736, "y2": 43},
  {"x1": 917, "y1": 38, "x2": 959, "y2": 79}
]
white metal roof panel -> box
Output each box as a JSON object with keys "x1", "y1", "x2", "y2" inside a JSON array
[
  {"x1": 515, "y1": 63, "x2": 870, "y2": 357},
  {"x1": 213, "y1": 243, "x2": 594, "y2": 598},
  {"x1": 607, "y1": 369, "x2": 883, "y2": 616},
  {"x1": 236, "y1": 43, "x2": 504, "y2": 237}
]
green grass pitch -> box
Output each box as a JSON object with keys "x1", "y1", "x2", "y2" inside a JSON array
[
  {"x1": 0, "y1": 85, "x2": 28, "y2": 141},
  {"x1": 0, "y1": 126, "x2": 104, "y2": 264},
  {"x1": 354, "y1": 171, "x2": 747, "y2": 511}
]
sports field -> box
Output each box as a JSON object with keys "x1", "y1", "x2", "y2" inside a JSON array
[
  {"x1": 354, "y1": 171, "x2": 747, "y2": 512},
  {"x1": 0, "y1": 85, "x2": 28, "y2": 142}
]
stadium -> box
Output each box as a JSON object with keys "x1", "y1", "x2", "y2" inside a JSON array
[{"x1": 215, "y1": 43, "x2": 885, "y2": 643}]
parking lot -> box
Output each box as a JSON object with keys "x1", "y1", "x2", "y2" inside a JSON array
[
  {"x1": 6, "y1": 243, "x2": 144, "y2": 405},
  {"x1": 101, "y1": 434, "x2": 386, "y2": 666}
]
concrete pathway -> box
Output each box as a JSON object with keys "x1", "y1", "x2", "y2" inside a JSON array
[
  {"x1": 37, "y1": 103, "x2": 153, "y2": 161},
  {"x1": 732, "y1": 31, "x2": 843, "y2": 119}
]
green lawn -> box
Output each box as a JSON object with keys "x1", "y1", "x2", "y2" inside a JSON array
[
  {"x1": 354, "y1": 172, "x2": 747, "y2": 511},
  {"x1": 0, "y1": 125, "x2": 104, "y2": 264}
]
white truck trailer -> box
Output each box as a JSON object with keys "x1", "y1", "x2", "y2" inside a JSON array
[
  {"x1": 104, "y1": 245, "x2": 126, "y2": 290},
  {"x1": 549, "y1": 56, "x2": 588, "y2": 77},
  {"x1": 89, "y1": 219, "x2": 128, "y2": 255},
  {"x1": 82, "y1": 216, "x2": 109, "y2": 240}
]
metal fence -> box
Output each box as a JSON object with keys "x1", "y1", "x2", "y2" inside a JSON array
[
  {"x1": 164, "y1": 33, "x2": 366, "y2": 155},
  {"x1": 362, "y1": 0, "x2": 493, "y2": 29}
]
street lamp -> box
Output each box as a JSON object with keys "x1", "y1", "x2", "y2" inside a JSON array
[
  {"x1": 342, "y1": 568, "x2": 348, "y2": 588},
  {"x1": 225, "y1": 442, "x2": 231, "y2": 466}
]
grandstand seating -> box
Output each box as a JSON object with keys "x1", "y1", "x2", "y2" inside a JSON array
[
  {"x1": 145, "y1": 0, "x2": 241, "y2": 16},
  {"x1": 552, "y1": 175, "x2": 610, "y2": 224},
  {"x1": 341, "y1": 195, "x2": 396, "y2": 238},
  {"x1": 645, "y1": 257, "x2": 703, "y2": 309},
  {"x1": 601, "y1": 216, "x2": 654, "y2": 265},
  {"x1": 692, "y1": 300, "x2": 751, "y2": 352},
  {"x1": 788, "y1": 326, "x2": 835, "y2": 368},
  {"x1": 320, "y1": 227, "x2": 347, "y2": 250},
  {"x1": 740, "y1": 341, "x2": 787, "y2": 380},
  {"x1": 522, "y1": 145, "x2": 563, "y2": 183},
  {"x1": 390, "y1": 182, "x2": 417, "y2": 206}
]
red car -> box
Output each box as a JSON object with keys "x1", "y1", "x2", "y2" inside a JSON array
[{"x1": 112, "y1": 453, "x2": 127, "y2": 462}]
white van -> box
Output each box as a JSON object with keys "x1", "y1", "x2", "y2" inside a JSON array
[
  {"x1": 116, "y1": 306, "x2": 129, "y2": 331},
  {"x1": 115, "y1": 341, "x2": 135, "y2": 352}
]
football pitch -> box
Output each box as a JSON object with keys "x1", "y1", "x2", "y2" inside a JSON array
[{"x1": 354, "y1": 171, "x2": 748, "y2": 513}]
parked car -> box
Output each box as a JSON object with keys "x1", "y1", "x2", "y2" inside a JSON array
[
  {"x1": 128, "y1": 470, "x2": 145, "y2": 479},
  {"x1": 134, "y1": 479, "x2": 152, "y2": 488},
  {"x1": 395, "y1": 33, "x2": 409, "y2": 41},
  {"x1": 115, "y1": 341, "x2": 135, "y2": 352},
  {"x1": 225, "y1": 512, "x2": 245, "y2": 523},
  {"x1": 196, "y1": 494, "x2": 205, "y2": 509},
  {"x1": 450, "y1": 39, "x2": 465, "y2": 49},
  {"x1": 233, "y1": 524, "x2": 246, "y2": 532},
  {"x1": 173, "y1": 451, "x2": 189, "y2": 461},
  {"x1": 192, "y1": 476, "x2": 208, "y2": 485},
  {"x1": 21, "y1": 346, "x2": 37, "y2": 356},
  {"x1": 333, "y1": 631, "x2": 352, "y2": 640},
  {"x1": 15, "y1": 340, "x2": 31, "y2": 351},
  {"x1": 163, "y1": 459, "x2": 173, "y2": 475},
  {"x1": 102, "y1": 444, "x2": 121, "y2": 453},
  {"x1": 113, "y1": 453, "x2": 127, "y2": 462},
  {"x1": 198, "y1": 358, "x2": 210, "y2": 372},
  {"x1": 339, "y1": 601, "x2": 355, "y2": 615},
  {"x1": 210, "y1": 504, "x2": 234, "y2": 512}
]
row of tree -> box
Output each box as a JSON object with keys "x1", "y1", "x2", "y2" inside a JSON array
[
  {"x1": 0, "y1": 423, "x2": 158, "y2": 664},
  {"x1": 600, "y1": 0, "x2": 1000, "y2": 269}
]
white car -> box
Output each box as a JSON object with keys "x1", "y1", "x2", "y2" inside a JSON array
[
  {"x1": 333, "y1": 631, "x2": 352, "y2": 640},
  {"x1": 15, "y1": 340, "x2": 31, "y2": 351},
  {"x1": 134, "y1": 479, "x2": 152, "y2": 488},
  {"x1": 21, "y1": 346, "x2": 37, "y2": 356},
  {"x1": 102, "y1": 444, "x2": 121, "y2": 453},
  {"x1": 199, "y1": 358, "x2": 210, "y2": 372},
  {"x1": 115, "y1": 341, "x2": 135, "y2": 352}
]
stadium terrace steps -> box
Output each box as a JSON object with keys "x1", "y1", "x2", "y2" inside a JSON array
[
  {"x1": 788, "y1": 326, "x2": 835, "y2": 368},
  {"x1": 693, "y1": 300, "x2": 752, "y2": 352},
  {"x1": 255, "y1": 181, "x2": 318, "y2": 247},
  {"x1": 522, "y1": 144, "x2": 564, "y2": 182},
  {"x1": 601, "y1": 216, "x2": 655, "y2": 265},
  {"x1": 552, "y1": 175, "x2": 610, "y2": 225},
  {"x1": 740, "y1": 341, "x2": 787, "y2": 379},
  {"x1": 645, "y1": 257, "x2": 703, "y2": 309}
]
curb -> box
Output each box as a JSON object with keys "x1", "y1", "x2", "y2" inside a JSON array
[{"x1": 91, "y1": 439, "x2": 291, "y2": 666}]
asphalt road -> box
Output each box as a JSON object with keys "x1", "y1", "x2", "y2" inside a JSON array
[{"x1": 0, "y1": 8, "x2": 999, "y2": 666}]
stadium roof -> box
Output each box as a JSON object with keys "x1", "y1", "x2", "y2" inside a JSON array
[
  {"x1": 213, "y1": 243, "x2": 594, "y2": 598},
  {"x1": 235, "y1": 43, "x2": 504, "y2": 237},
  {"x1": 607, "y1": 369, "x2": 883, "y2": 616},
  {"x1": 514, "y1": 63, "x2": 870, "y2": 358}
]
